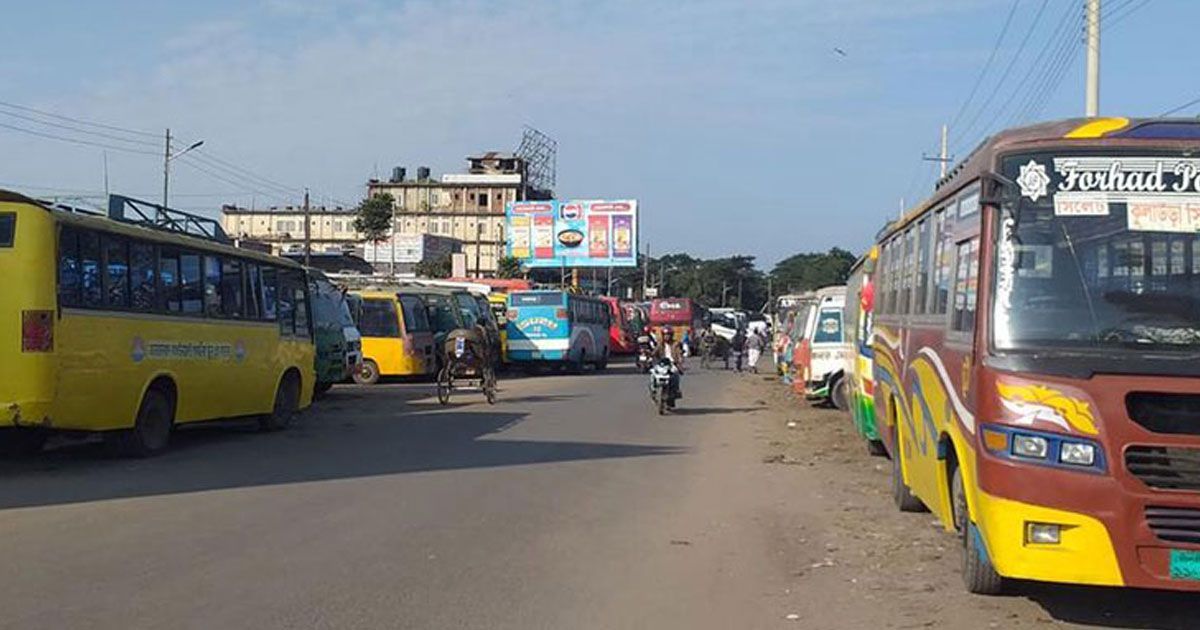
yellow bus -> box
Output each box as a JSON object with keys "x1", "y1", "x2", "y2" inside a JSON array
[
  {"x1": 347, "y1": 290, "x2": 435, "y2": 384},
  {"x1": 0, "y1": 191, "x2": 315, "y2": 456}
]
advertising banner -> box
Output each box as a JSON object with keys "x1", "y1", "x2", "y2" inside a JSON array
[{"x1": 505, "y1": 199, "x2": 638, "y2": 268}]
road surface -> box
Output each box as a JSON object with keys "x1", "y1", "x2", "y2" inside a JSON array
[{"x1": 0, "y1": 361, "x2": 1195, "y2": 629}]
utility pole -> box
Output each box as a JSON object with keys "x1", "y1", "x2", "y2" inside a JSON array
[
  {"x1": 102, "y1": 151, "x2": 110, "y2": 198},
  {"x1": 1085, "y1": 0, "x2": 1101, "y2": 117},
  {"x1": 474, "y1": 222, "x2": 483, "y2": 278},
  {"x1": 939, "y1": 124, "x2": 949, "y2": 178},
  {"x1": 161, "y1": 128, "x2": 171, "y2": 219},
  {"x1": 303, "y1": 188, "x2": 311, "y2": 267}
]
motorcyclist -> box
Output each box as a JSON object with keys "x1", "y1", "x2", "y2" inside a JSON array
[{"x1": 652, "y1": 325, "x2": 684, "y2": 400}]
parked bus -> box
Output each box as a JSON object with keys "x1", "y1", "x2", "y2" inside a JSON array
[
  {"x1": 600, "y1": 296, "x2": 637, "y2": 354},
  {"x1": 347, "y1": 290, "x2": 435, "y2": 384},
  {"x1": 843, "y1": 249, "x2": 884, "y2": 455},
  {"x1": 506, "y1": 291, "x2": 610, "y2": 371},
  {"x1": 308, "y1": 269, "x2": 361, "y2": 395},
  {"x1": 872, "y1": 117, "x2": 1200, "y2": 595},
  {"x1": 790, "y1": 286, "x2": 851, "y2": 408},
  {"x1": 487, "y1": 293, "x2": 510, "y2": 363},
  {"x1": 649, "y1": 297, "x2": 704, "y2": 341},
  {"x1": 1, "y1": 191, "x2": 315, "y2": 456}
]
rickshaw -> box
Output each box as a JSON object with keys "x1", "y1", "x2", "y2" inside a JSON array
[{"x1": 436, "y1": 327, "x2": 498, "y2": 405}]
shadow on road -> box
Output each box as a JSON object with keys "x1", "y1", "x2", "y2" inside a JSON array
[
  {"x1": 0, "y1": 387, "x2": 686, "y2": 511},
  {"x1": 670, "y1": 406, "x2": 766, "y2": 417},
  {"x1": 1014, "y1": 581, "x2": 1200, "y2": 628}
]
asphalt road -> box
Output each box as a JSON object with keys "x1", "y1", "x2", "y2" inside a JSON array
[{"x1": 0, "y1": 361, "x2": 794, "y2": 630}]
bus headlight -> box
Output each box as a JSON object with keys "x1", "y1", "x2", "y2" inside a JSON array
[
  {"x1": 1059, "y1": 441, "x2": 1096, "y2": 467},
  {"x1": 1012, "y1": 434, "x2": 1049, "y2": 459}
]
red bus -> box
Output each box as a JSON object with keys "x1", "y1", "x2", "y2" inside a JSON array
[
  {"x1": 649, "y1": 297, "x2": 703, "y2": 341},
  {"x1": 871, "y1": 117, "x2": 1200, "y2": 595},
  {"x1": 600, "y1": 297, "x2": 637, "y2": 354}
]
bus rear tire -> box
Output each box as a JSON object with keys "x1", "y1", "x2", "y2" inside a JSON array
[
  {"x1": 108, "y1": 387, "x2": 174, "y2": 457},
  {"x1": 953, "y1": 466, "x2": 1005, "y2": 594},
  {"x1": 595, "y1": 350, "x2": 609, "y2": 371},
  {"x1": 867, "y1": 439, "x2": 888, "y2": 457},
  {"x1": 830, "y1": 376, "x2": 849, "y2": 410},
  {"x1": 353, "y1": 360, "x2": 380, "y2": 386},
  {"x1": 260, "y1": 371, "x2": 300, "y2": 432},
  {"x1": 0, "y1": 428, "x2": 48, "y2": 457}
]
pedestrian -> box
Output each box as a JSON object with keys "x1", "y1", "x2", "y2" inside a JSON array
[
  {"x1": 730, "y1": 329, "x2": 747, "y2": 372},
  {"x1": 682, "y1": 328, "x2": 692, "y2": 358},
  {"x1": 746, "y1": 328, "x2": 764, "y2": 374}
]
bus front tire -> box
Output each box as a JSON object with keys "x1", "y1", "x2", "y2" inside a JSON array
[
  {"x1": 353, "y1": 360, "x2": 380, "y2": 386},
  {"x1": 830, "y1": 376, "x2": 849, "y2": 410},
  {"x1": 260, "y1": 372, "x2": 300, "y2": 432},
  {"x1": 109, "y1": 387, "x2": 174, "y2": 457},
  {"x1": 953, "y1": 466, "x2": 1005, "y2": 594}
]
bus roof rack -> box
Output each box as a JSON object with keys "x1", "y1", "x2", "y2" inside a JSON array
[{"x1": 107, "y1": 194, "x2": 230, "y2": 244}]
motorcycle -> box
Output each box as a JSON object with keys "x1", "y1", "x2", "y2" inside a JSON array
[
  {"x1": 648, "y1": 357, "x2": 678, "y2": 415},
  {"x1": 635, "y1": 335, "x2": 655, "y2": 374}
]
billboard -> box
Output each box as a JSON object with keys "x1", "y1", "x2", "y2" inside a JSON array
[{"x1": 505, "y1": 199, "x2": 638, "y2": 268}]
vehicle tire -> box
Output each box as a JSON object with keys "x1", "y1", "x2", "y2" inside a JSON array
[
  {"x1": 953, "y1": 465, "x2": 1005, "y2": 594},
  {"x1": 830, "y1": 377, "x2": 850, "y2": 411},
  {"x1": 569, "y1": 354, "x2": 585, "y2": 375},
  {"x1": 657, "y1": 391, "x2": 668, "y2": 415},
  {"x1": 891, "y1": 432, "x2": 926, "y2": 513},
  {"x1": 483, "y1": 368, "x2": 498, "y2": 405},
  {"x1": 353, "y1": 360, "x2": 380, "y2": 386},
  {"x1": 595, "y1": 350, "x2": 609, "y2": 371},
  {"x1": 260, "y1": 372, "x2": 300, "y2": 432},
  {"x1": 436, "y1": 365, "x2": 452, "y2": 405},
  {"x1": 0, "y1": 428, "x2": 49, "y2": 457},
  {"x1": 314, "y1": 381, "x2": 334, "y2": 399},
  {"x1": 867, "y1": 439, "x2": 888, "y2": 457},
  {"x1": 108, "y1": 387, "x2": 174, "y2": 457}
]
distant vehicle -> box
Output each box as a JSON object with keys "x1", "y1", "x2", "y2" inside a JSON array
[
  {"x1": 1, "y1": 190, "x2": 315, "y2": 456},
  {"x1": 601, "y1": 296, "x2": 637, "y2": 354},
  {"x1": 649, "y1": 298, "x2": 704, "y2": 341},
  {"x1": 709, "y1": 307, "x2": 746, "y2": 340},
  {"x1": 486, "y1": 293, "x2": 510, "y2": 363},
  {"x1": 308, "y1": 269, "x2": 361, "y2": 395},
  {"x1": 791, "y1": 286, "x2": 851, "y2": 408},
  {"x1": 506, "y1": 291, "x2": 610, "y2": 372},
  {"x1": 842, "y1": 250, "x2": 884, "y2": 455},
  {"x1": 347, "y1": 290, "x2": 435, "y2": 384}
]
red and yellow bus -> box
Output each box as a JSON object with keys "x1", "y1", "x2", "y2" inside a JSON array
[
  {"x1": 600, "y1": 296, "x2": 637, "y2": 354},
  {"x1": 1, "y1": 191, "x2": 315, "y2": 456},
  {"x1": 648, "y1": 297, "x2": 703, "y2": 342},
  {"x1": 872, "y1": 118, "x2": 1200, "y2": 594}
]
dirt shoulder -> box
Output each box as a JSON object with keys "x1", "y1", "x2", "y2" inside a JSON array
[{"x1": 733, "y1": 371, "x2": 1198, "y2": 630}]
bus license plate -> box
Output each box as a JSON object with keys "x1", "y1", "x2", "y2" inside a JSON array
[{"x1": 1170, "y1": 549, "x2": 1200, "y2": 580}]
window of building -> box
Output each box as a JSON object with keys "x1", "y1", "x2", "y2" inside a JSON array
[{"x1": 478, "y1": 193, "x2": 489, "y2": 208}]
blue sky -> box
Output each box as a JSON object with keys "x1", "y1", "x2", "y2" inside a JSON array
[{"x1": 0, "y1": 0, "x2": 1180, "y2": 267}]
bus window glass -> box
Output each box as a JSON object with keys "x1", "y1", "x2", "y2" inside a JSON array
[
  {"x1": 915, "y1": 219, "x2": 930, "y2": 314},
  {"x1": 951, "y1": 239, "x2": 979, "y2": 333},
  {"x1": 455, "y1": 294, "x2": 479, "y2": 327},
  {"x1": 399, "y1": 295, "x2": 432, "y2": 333},
  {"x1": 130, "y1": 241, "x2": 156, "y2": 311},
  {"x1": 220, "y1": 258, "x2": 244, "y2": 318},
  {"x1": 424, "y1": 295, "x2": 462, "y2": 332},
  {"x1": 58, "y1": 228, "x2": 81, "y2": 307},
  {"x1": 360, "y1": 299, "x2": 401, "y2": 337},
  {"x1": 204, "y1": 256, "x2": 222, "y2": 317},
  {"x1": 245, "y1": 263, "x2": 262, "y2": 319},
  {"x1": 293, "y1": 273, "x2": 311, "y2": 338},
  {"x1": 103, "y1": 235, "x2": 130, "y2": 308},
  {"x1": 80, "y1": 230, "x2": 102, "y2": 307},
  {"x1": 900, "y1": 229, "x2": 916, "y2": 314},
  {"x1": 181, "y1": 253, "x2": 203, "y2": 314},
  {"x1": 932, "y1": 209, "x2": 951, "y2": 314},
  {"x1": 277, "y1": 271, "x2": 296, "y2": 335},
  {"x1": 958, "y1": 190, "x2": 980, "y2": 218},
  {"x1": 813, "y1": 309, "x2": 844, "y2": 343},
  {"x1": 261, "y1": 266, "x2": 278, "y2": 321},
  {"x1": 0, "y1": 213, "x2": 13, "y2": 247},
  {"x1": 160, "y1": 250, "x2": 181, "y2": 313}
]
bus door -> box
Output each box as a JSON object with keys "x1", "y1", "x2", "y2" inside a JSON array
[
  {"x1": 357, "y1": 296, "x2": 405, "y2": 376},
  {"x1": 397, "y1": 294, "x2": 435, "y2": 375}
]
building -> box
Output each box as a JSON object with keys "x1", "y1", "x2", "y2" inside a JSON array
[
  {"x1": 365, "y1": 153, "x2": 550, "y2": 277},
  {"x1": 361, "y1": 233, "x2": 463, "y2": 276},
  {"x1": 220, "y1": 204, "x2": 360, "y2": 252}
]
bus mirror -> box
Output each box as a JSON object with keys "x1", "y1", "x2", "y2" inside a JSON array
[{"x1": 981, "y1": 171, "x2": 1018, "y2": 207}]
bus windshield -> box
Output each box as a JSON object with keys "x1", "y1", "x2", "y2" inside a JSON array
[{"x1": 995, "y1": 152, "x2": 1200, "y2": 353}]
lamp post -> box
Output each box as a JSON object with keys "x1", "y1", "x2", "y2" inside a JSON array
[{"x1": 162, "y1": 128, "x2": 204, "y2": 214}]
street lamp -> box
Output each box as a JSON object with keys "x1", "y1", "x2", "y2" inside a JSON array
[{"x1": 162, "y1": 127, "x2": 204, "y2": 212}]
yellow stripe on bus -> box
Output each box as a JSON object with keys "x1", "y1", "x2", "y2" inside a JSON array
[{"x1": 1064, "y1": 117, "x2": 1129, "y2": 139}]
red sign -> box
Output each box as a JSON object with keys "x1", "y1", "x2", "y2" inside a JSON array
[
  {"x1": 512, "y1": 203, "x2": 553, "y2": 214},
  {"x1": 588, "y1": 202, "x2": 632, "y2": 213}
]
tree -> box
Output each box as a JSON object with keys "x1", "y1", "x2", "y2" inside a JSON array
[
  {"x1": 415, "y1": 254, "x2": 452, "y2": 279},
  {"x1": 770, "y1": 247, "x2": 857, "y2": 294},
  {"x1": 353, "y1": 193, "x2": 395, "y2": 243},
  {"x1": 496, "y1": 256, "x2": 523, "y2": 279}
]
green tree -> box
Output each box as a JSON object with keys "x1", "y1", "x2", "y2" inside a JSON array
[
  {"x1": 353, "y1": 193, "x2": 395, "y2": 243},
  {"x1": 770, "y1": 247, "x2": 857, "y2": 294},
  {"x1": 496, "y1": 256, "x2": 523, "y2": 279},
  {"x1": 414, "y1": 254, "x2": 452, "y2": 279}
]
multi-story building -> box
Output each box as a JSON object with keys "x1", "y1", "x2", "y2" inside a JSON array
[
  {"x1": 220, "y1": 204, "x2": 361, "y2": 251},
  {"x1": 365, "y1": 153, "x2": 549, "y2": 277}
]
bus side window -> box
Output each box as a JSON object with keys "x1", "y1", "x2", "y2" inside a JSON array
[
  {"x1": 103, "y1": 235, "x2": 130, "y2": 309},
  {"x1": 79, "y1": 230, "x2": 102, "y2": 307},
  {"x1": 261, "y1": 266, "x2": 278, "y2": 321},
  {"x1": 245, "y1": 263, "x2": 262, "y2": 320},
  {"x1": 130, "y1": 241, "x2": 156, "y2": 312},
  {"x1": 181, "y1": 253, "x2": 204, "y2": 315},
  {"x1": 220, "y1": 257, "x2": 244, "y2": 318},
  {"x1": 293, "y1": 271, "x2": 311, "y2": 339},
  {"x1": 58, "y1": 227, "x2": 82, "y2": 307},
  {"x1": 277, "y1": 269, "x2": 296, "y2": 335},
  {"x1": 159, "y1": 249, "x2": 182, "y2": 313},
  {"x1": 203, "y1": 255, "x2": 222, "y2": 318},
  {"x1": 951, "y1": 238, "x2": 980, "y2": 334}
]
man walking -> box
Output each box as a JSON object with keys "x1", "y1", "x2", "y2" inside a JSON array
[{"x1": 745, "y1": 328, "x2": 764, "y2": 374}]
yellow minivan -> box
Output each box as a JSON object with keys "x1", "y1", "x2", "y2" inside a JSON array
[{"x1": 348, "y1": 290, "x2": 435, "y2": 384}]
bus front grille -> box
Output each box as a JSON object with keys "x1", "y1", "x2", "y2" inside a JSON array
[
  {"x1": 1127, "y1": 393, "x2": 1200, "y2": 435},
  {"x1": 1125, "y1": 446, "x2": 1200, "y2": 491},
  {"x1": 1145, "y1": 506, "x2": 1200, "y2": 544}
]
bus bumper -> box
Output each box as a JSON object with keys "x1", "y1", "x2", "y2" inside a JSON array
[{"x1": 977, "y1": 451, "x2": 1200, "y2": 591}]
